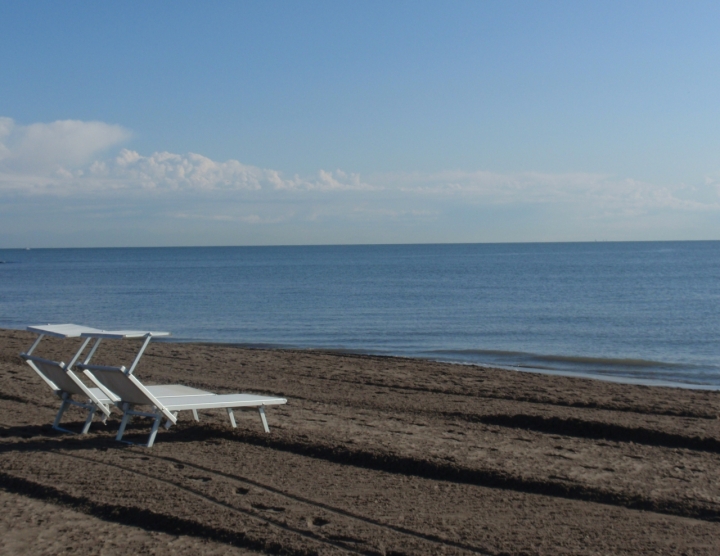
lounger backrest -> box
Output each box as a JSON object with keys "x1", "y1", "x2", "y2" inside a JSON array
[
  {"x1": 83, "y1": 366, "x2": 157, "y2": 405},
  {"x1": 81, "y1": 364, "x2": 176, "y2": 424},
  {"x1": 21, "y1": 354, "x2": 85, "y2": 396}
]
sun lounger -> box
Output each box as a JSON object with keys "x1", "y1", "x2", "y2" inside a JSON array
[
  {"x1": 76, "y1": 328, "x2": 287, "y2": 447},
  {"x1": 80, "y1": 362, "x2": 287, "y2": 447},
  {"x1": 21, "y1": 353, "x2": 114, "y2": 433},
  {"x1": 20, "y1": 324, "x2": 213, "y2": 434},
  {"x1": 20, "y1": 324, "x2": 115, "y2": 433},
  {"x1": 75, "y1": 328, "x2": 226, "y2": 424}
]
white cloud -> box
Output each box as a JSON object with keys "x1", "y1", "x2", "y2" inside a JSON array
[
  {"x1": 1, "y1": 116, "x2": 719, "y2": 230},
  {"x1": 0, "y1": 120, "x2": 374, "y2": 195},
  {"x1": 96, "y1": 151, "x2": 374, "y2": 193},
  {"x1": 0, "y1": 116, "x2": 130, "y2": 172},
  {"x1": 377, "y1": 170, "x2": 720, "y2": 214},
  {"x1": 0, "y1": 117, "x2": 375, "y2": 195},
  {"x1": 704, "y1": 174, "x2": 720, "y2": 197},
  {"x1": 173, "y1": 211, "x2": 290, "y2": 224}
]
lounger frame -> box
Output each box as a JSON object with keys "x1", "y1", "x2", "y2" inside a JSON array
[
  {"x1": 20, "y1": 325, "x2": 204, "y2": 434},
  {"x1": 81, "y1": 363, "x2": 287, "y2": 447},
  {"x1": 20, "y1": 325, "x2": 112, "y2": 433},
  {"x1": 21, "y1": 324, "x2": 287, "y2": 446}
]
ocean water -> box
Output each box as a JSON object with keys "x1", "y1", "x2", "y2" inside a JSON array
[{"x1": 0, "y1": 242, "x2": 718, "y2": 388}]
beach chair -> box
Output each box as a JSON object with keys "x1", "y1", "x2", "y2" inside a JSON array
[
  {"x1": 80, "y1": 362, "x2": 288, "y2": 447},
  {"x1": 20, "y1": 324, "x2": 115, "y2": 433},
  {"x1": 21, "y1": 353, "x2": 114, "y2": 433},
  {"x1": 20, "y1": 324, "x2": 213, "y2": 434}
]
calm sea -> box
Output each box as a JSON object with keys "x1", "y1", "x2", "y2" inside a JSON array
[{"x1": 0, "y1": 242, "x2": 718, "y2": 388}]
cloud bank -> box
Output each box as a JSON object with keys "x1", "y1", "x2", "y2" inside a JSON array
[
  {"x1": 1, "y1": 116, "x2": 719, "y2": 246},
  {"x1": 0, "y1": 118, "x2": 372, "y2": 196}
]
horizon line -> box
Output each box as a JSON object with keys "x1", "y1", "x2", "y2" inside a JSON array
[{"x1": 2, "y1": 239, "x2": 720, "y2": 250}]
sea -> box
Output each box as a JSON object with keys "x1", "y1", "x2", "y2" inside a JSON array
[{"x1": 0, "y1": 242, "x2": 718, "y2": 389}]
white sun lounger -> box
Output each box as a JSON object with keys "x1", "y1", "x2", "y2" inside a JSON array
[
  {"x1": 77, "y1": 328, "x2": 287, "y2": 447},
  {"x1": 76, "y1": 328, "x2": 235, "y2": 426},
  {"x1": 80, "y1": 362, "x2": 287, "y2": 447},
  {"x1": 21, "y1": 353, "x2": 114, "y2": 433},
  {"x1": 20, "y1": 324, "x2": 212, "y2": 434},
  {"x1": 21, "y1": 324, "x2": 116, "y2": 433}
]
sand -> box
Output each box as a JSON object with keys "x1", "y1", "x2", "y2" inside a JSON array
[{"x1": 1, "y1": 328, "x2": 720, "y2": 555}]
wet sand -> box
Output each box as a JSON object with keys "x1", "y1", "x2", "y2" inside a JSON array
[{"x1": 1, "y1": 327, "x2": 720, "y2": 555}]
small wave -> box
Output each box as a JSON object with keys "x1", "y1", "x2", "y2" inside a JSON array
[
  {"x1": 426, "y1": 349, "x2": 688, "y2": 370},
  {"x1": 423, "y1": 347, "x2": 720, "y2": 388},
  {"x1": 534, "y1": 354, "x2": 686, "y2": 369}
]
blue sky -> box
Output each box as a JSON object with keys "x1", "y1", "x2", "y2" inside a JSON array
[{"x1": 1, "y1": 1, "x2": 719, "y2": 247}]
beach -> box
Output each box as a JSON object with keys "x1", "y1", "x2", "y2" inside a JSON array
[{"x1": 1, "y1": 328, "x2": 720, "y2": 555}]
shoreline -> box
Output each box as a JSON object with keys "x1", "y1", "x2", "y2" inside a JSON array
[
  {"x1": 4, "y1": 310, "x2": 718, "y2": 390},
  {"x1": 159, "y1": 336, "x2": 720, "y2": 391},
  {"x1": 2, "y1": 327, "x2": 720, "y2": 554}
]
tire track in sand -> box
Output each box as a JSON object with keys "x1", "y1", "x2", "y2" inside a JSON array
[
  {"x1": 59, "y1": 449, "x2": 491, "y2": 555},
  {"x1": 51, "y1": 451, "x2": 371, "y2": 555}
]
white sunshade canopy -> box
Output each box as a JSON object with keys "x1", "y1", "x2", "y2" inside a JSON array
[
  {"x1": 80, "y1": 330, "x2": 171, "y2": 339},
  {"x1": 27, "y1": 324, "x2": 171, "y2": 340},
  {"x1": 27, "y1": 324, "x2": 105, "y2": 338}
]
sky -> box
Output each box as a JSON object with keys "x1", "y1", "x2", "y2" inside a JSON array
[{"x1": 1, "y1": 1, "x2": 719, "y2": 247}]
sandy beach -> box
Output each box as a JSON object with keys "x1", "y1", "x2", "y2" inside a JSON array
[{"x1": 1, "y1": 328, "x2": 720, "y2": 555}]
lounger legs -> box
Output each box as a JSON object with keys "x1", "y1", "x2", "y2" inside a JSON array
[
  {"x1": 118, "y1": 407, "x2": 165, "y2": 447},
  {"x1": 114, "y1": 405, "x2": 276, "y2": 447},
  {"x1": 226, "y1": 407, "x2": 237, "y2": 428},
  {"x1": 258, "y1": 406, "x2": 269, "y2": 433},
  {"x1": 164, "y1": 411, "x2": 178, "y2": 430},
  {"x1": 53, "y1": 399, "x2": 70, "y2": 430},
  {"x1": 192, "y1": 409, "x2": 200, "y2": 422},
  {"x1": 53, "y1": 396, "x2": 100, "y2": 434},
  {"x1": 81, "y1": 406, "x2": 96, "y2": 434},
  {"x1": 147, "y1": 416, "x2": 162, "y2": 448},
  {"x1": 116, "y1": 411, "x2": 131, "y2": 442}
]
